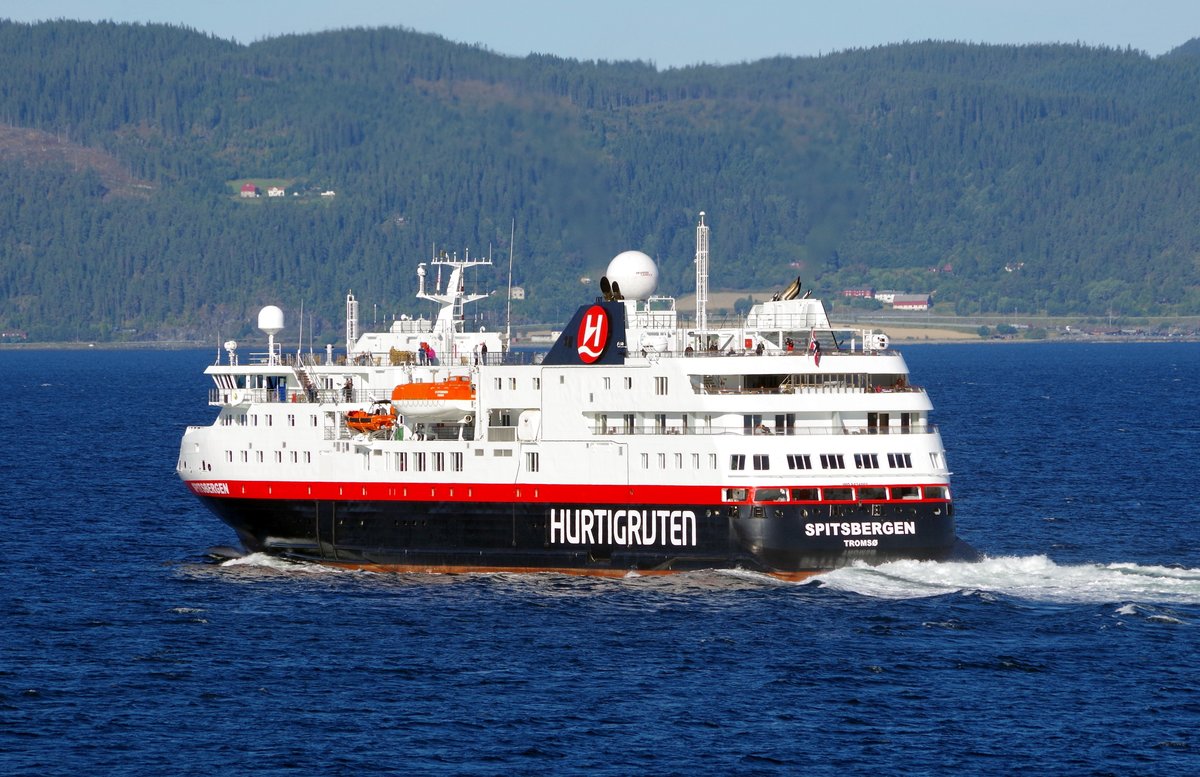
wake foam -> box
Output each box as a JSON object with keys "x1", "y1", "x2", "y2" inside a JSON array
[
  {"x1": 814, "y1": 554, "x2": 1200, "y2": 604},
  {"x1": 220, "y1": 552, "x2": 344, "y2": 575}
]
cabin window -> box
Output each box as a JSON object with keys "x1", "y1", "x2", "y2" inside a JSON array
[
  {"x1": 675, "y1": 453, "x2": 683, "y2": 469},
  {"x1": 624, "y1": 377, "x2": 632, "y2": 389},
  {"x1": 526, "y1": 452, "x2": 539, "y2": 472},
  {"x1": 730, "y1": 454, "x2": 746, "y2": 471},
  {"x1": 708, "y1": 454, "x2": 717, "y2": 469},
  {"x1": 266, "y1": 415, "x2": 273, "y2": 427},
  {"x1": 893, "y1": 486, "x2": 921, "y2": 500},
  {"x1": 225, "y1": 451, "x2": 233, "y2": 463},
  {"x1": 287, "y1": 414, "x2": 295, "y2": 427},
  {"x1": 787, "y1": 454, "x2": 812, "y2": 470},
  {"x1": 415, "y1": 452, "x2": 426, "y2": 472},
  {"x1": 434, "y1": 452, "x2": 445, "y2": 471},
  {"x1": 623, "y1": 414, "x2": 635, "y2": 434},
  {"x1": 533, "y1": 378, "x2": 541, "y2": 390},
  {"x1": 790, "y1": 488, "x2": 819, "y2": 501},
  {"x1": 859, "y1": 487, "x2": 887, "y2": 500},
  {"x1": 824, "y1": 487, "x2": 854, "y2": 501},
  {"x1": 603, "y1": 377, "x2": 612, "y2": 390},
  {"x1": 753, "y1": 454, "x2": 770, "y2": 471},
  {"x1": 290, "y1": 451, "x2": 298, "y2": 464},
  {"x1": 657, "y1": 453, "x2": 666, "y2": 469},
  {"x1": 655, "y1": 376, "x2": 668, "y2": 395},
  {"x1": 274, "y1": 451, "x2": 282, "y2": 463},
  {"x1": 888, "y1": 453, "x2": 913, "y2": 468},
  {"x1": 820, "y1": 454, "x2": 845, "y2": 469},
  {"x1": 241, "y1": 451, "x2": 248, "y2": 463},
  {"x1": 451, "y1": 452, "x2": 463, "y2": 472},
  {"x1": 495, "y1": 378, "x2": 503, "y2": 390},
  {"x1": 509, "y1": 378, "x2": 517, "y2": 390},
  {"x1": 691, "y1": 453, "x2": 700, "y2": 469},
  {"x1": 310, "y1": 415, "x2": 318, "y2": 427},
  {"x1": 655, "y1": 414, "x2": 667, "y2": 433},
  {"x1": 397, "y1": 452, "x2": 408, "y2": 472},
  {"x1": 256, "y1": 451, "x2": 264, "y2": 463},
  {"x1": 494, "y1": 449, "x2": 512, "y2": 457},
  {"x1": 924, "y1": 486, "x2": 950, "y2": 500},
  {"x1": 304, "y1": 452, "x2": 311, "y2": 464},
  {"x1": 725, "y1": 488, "x2": 748, "y2": 502},
  {"x1": 640, "y1": 453, "x2": 649, "y2": 469},
  {"x1": 854, "y1": 453, "x2": 880, "y2": 469}
]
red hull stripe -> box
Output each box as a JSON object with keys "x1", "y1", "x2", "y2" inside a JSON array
[{"x1": 186, "y1": 479, "x2": 951, "y2": 505}]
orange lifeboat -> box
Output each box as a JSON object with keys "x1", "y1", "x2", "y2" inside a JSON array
[
  {"x1": 345, "y1": 402, "x2": 397, "y2": 433},
  {"x1": 391, "y1": 375, "x2": 476, "y2": 421}
]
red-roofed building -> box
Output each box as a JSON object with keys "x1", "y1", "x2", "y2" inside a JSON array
[{"x1": 240, "y1": 183, "x2": 259, "y2": 198}]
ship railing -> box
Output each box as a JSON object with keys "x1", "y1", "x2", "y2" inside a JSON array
[
  {"x1": 208, "y1": 387, "x2": 397, "y2": 406},
  {"x1": 693, "y1": 384, "x2": 924, "y2": 396},
  {"x1": 648, "y1": 347, "x2": 886, "y2": 359},
  {"x1": 591, "y1": 423, "x2": 937, "y2": 436}
]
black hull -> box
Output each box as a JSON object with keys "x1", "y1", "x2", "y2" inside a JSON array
[{"x1": 198, "y1": 495, "x2": 970, "y2": 577}]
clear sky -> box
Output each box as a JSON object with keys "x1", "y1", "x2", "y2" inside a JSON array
[{"x1": 2, "y1": 0, "x2": 1197, "y2": 68}]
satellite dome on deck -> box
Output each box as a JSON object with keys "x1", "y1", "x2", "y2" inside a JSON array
[
  {"x1": 257, "y1": 305, "x2": 284, "y2": 335},
  {"x1": 606, "y1": 250, "x2": 658, "y2": 300}
]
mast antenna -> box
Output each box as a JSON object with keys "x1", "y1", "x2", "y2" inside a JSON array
[
  {"x1": 506, "y1": 218, "x2": 515, "y2": 351},
  {"x1": 296, "y1": 299, "x2": 304, "y2": 360},
  {"x1": 695, "y1": 211, "x2": 709, "y2": 344}
]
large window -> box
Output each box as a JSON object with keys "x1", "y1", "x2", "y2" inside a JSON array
[
  {"x1": 820, "y1": 454, "x2": 845, "y2": 469},
  {"x1": 787, "y1": 454, "x2": 812, "y2": 470},
  {"x1": 854, "y1": 453, "x2": 880, "y2": 469}
]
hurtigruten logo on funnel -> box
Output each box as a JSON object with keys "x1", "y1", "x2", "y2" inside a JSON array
[{"x1": 577, "y1": 305, "x2": 609, "y2": 363}]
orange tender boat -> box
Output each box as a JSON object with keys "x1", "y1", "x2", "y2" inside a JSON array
[{"x1": 345, "y1": 403, "x2": 397, "y2": 433}]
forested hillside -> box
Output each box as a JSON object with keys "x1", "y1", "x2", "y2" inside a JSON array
[{"x1": 1, "y1": 20, "x2": 1199, "y2": 341}]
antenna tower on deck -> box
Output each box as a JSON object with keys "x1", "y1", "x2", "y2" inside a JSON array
[
  {"x1": 695, "y1": 211, "x2": 710, "y2": 342},
  {"x1": 505, "y1": 219, "x2": 515, "y2": 351},
  {"x1": 345, "y1": 291, "x2": 359, "y2": 357}
]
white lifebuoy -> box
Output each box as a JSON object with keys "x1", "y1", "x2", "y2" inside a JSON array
[
  {"x1": 873, "y1": 333, "x2": 890, "y2": 351},
  {"x1": 229, "y1": 390, "x2": 242, "y2": 404}
]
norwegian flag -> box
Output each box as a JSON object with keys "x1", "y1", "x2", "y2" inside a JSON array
[{"x1": 808, "y1": 329, "x2": 821, "y2": 366}]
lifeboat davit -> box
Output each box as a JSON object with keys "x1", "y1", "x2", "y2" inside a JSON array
[
  {"x1": 345, "y1": 402, "x2": 397, "y2": 433},
  {"x1": 391, "y1": 375, "x2": 476, "y2": 422}
]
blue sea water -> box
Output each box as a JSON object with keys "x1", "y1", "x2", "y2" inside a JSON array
[{"x1": 2, "y1": 342, "x2": 1199, "y2": 775}]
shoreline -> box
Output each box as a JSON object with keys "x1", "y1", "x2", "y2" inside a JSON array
[{"x1": 4, "y1": 333, "x2": 1199, "y2": 351}]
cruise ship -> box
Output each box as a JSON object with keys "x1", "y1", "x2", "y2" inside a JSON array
[{"x1": 177, "y1": 213, "x2": 972, "y2": 578}]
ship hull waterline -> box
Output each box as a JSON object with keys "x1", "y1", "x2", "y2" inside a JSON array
[{"x1": 196, "y1": 492, "x2": 976, "y2": 579}]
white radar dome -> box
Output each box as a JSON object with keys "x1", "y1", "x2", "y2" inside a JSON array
[
  {"x1": 257, "y1": 305, "x2": 284, "y2": 336},
  {"x1": 606, "y1": 250, "x2": 658, "y2": 300}
]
